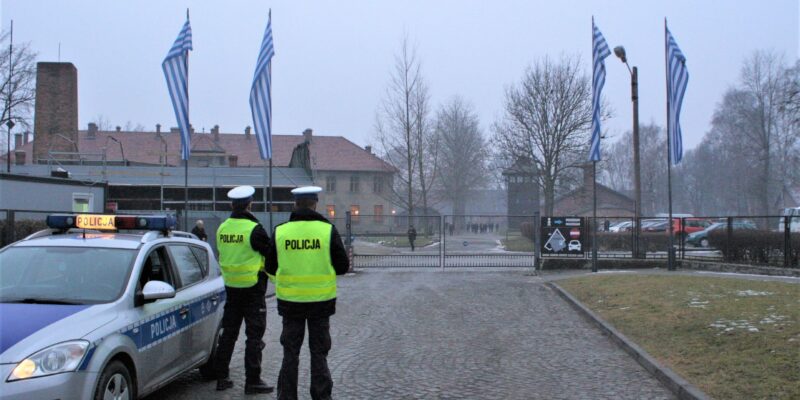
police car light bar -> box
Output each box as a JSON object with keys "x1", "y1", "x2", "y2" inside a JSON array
[{"x1": 46, "y1": 214, "x2": 177, "y2": 232}]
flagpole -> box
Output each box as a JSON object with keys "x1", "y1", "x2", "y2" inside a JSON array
[
  {"x1": 665, "y1": 18, "x2": 676, "y2": 271},
  {"x1": 592, "y1": 161, "x2": 598, "y2": 272},
  {"x1": 267, "y1": 12, "x2": 273, "y2": 231},
  {"x1": 184, "y1": 9, "x2": 191, "y2": 230}
]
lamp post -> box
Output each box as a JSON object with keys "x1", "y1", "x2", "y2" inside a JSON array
[
  {"x1": 107, "y1": 136, "x2": 126, "y2": 166},
  {"x1": 613, "y1": 46, "x2": 643, "y2": 259}
]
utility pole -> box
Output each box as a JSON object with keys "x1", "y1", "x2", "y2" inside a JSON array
[{"x1": 5, "y1": 20, "x2": 14, "y2": 173}]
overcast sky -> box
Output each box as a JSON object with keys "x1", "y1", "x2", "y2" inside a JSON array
[{"x1": 2, "y1": 0, "x2": 798, "y2": 152}]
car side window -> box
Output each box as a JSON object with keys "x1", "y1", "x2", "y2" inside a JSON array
[
  {"x1": 189, "y1": 246, "x2": 209, "y2": 276},
  {"x1": 139, "y1": 246, "x2": 176, "y2": 290},
  {"x1": 168, "y1": 245, "x2": 205, "y2": 289}
]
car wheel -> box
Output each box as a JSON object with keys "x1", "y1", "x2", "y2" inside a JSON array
[
  {"x1": 198, "y1": 326, "x2": 222, "y2": 381},
  {"x1": 700, "y1": 238, "x2": 709, "y2": 248},
  {"x1": 94, "y1": 360, "x2": 135, "y2": 400}
]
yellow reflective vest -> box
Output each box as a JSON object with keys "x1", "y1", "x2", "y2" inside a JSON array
[
  {"x1": 216, "y1": 218, "x2": 264, "y2": 288},
  {"x1": 274, "y1": 220, "x2": 337, "y2": 302}
]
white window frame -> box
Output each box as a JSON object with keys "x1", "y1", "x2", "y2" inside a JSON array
[{"x1": 72, "y1": 193, "x2": 94, "y2": 213}]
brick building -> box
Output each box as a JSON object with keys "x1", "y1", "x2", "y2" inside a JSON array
[
  {"x1": 553, "y1": 165, "x2": 634, "y2": 217},
  {"x1": 5, "y1": 62, "x2": 396, "y2": 222}
]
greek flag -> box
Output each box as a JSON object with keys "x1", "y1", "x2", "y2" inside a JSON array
[
  {"x1": 162, "y1": 16, "x2": 193, "y2": 161},
  {"x1": 589, "y1": 18, "x2": 610, "y2": 161},
  {"x1": 250, "y1": 12, "x2": 275, "y2": 160},
  {"x1": 666, "y1": 25, "x2": 688, "y2": 165}
]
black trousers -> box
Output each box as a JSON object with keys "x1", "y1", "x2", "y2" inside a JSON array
[
  {"x1": 214, "y1": 276, "x2": 267, "y2": 383},
  {"x1": 277, "y1": 316, "x2": 332, "y2": 400}
]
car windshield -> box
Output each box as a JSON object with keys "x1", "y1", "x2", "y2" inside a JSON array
[{"x1": 0, "y1": 246, "x2": 136, "y2": 304}]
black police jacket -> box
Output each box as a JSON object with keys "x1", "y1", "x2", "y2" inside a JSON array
[{"x1": 266, "y1": 207, "x2": 350, "y2": 318}]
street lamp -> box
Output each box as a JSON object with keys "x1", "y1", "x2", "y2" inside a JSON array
[
  {"x1": 613, "y1": 45, "x2": 643, "y2": 259},
  {"x1": 107, "y1": 136, "x2": 126, "y2": 166}
]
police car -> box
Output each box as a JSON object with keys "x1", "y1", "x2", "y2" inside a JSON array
[{"x1": 0, "y1": 214, "x2": 226, "y2": 400}]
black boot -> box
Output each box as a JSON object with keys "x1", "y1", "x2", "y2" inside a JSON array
[
  {"x1": 216, "y1": 378, "x2": 234, "y2": 391},
  {"x1": 245, "y1": 380, "x2": 275, "y2": 395}
]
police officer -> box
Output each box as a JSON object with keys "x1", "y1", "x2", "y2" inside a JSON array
[
  {"x1": 214, "y1": 185, "x2": 274, "y2": 394},
  {"x1": 266, "y1": 186, "x2": 349, "y2": 400}
]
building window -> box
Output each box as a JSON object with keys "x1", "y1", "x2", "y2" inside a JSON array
[
  {"x1": 350, "y1": 205, "x2": 360, "y2": 223},
  {"x1": 373, "y1": 176, "x2": 384, "y2": 194},
  {"x1": 350, "y1": 176, "x2": 360, "y2": 193},
  {"x1": 327, "y1": 205, "x2": 336, "y2": 218},
  {"x1": 326, "y1": 176, "x2": 336, "y2": 192},
  {"x1": 72, "y1": 193, "x2": 94, "y2": 212},
  {"x1": 374, "y1": 205, "x2": 384, "y2": 223}
]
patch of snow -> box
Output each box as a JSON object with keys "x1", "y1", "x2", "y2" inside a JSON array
[
  {"x1": 597, "y1": 270, "x2": 635, "y2": 274},
  {"x1": 688, "y1": 297, "x2": 709, "y2": 308},
  {"x1": 618, "y1": 306, "x2": 632, "y2": 310},
  {"x1": 709, "y1": 319, "x2": 763, "y2": 335},
  {"x1": 737, "y1": 290, "x2": 773, "y2": 297}
]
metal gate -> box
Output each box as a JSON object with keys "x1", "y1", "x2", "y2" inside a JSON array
[{"x1": 348, "y1": 213, "x2": 539, "y2": 269}]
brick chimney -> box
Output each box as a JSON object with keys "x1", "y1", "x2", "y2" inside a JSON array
[
  {"x1": 365, "y1": 145, "x2": 372, "y2": 154},
  {"x1": 228, "y1": 155, "x2": 238, "y2": 167},
  {"x1": 212, "y1": 125, "x2": 220, "y2": 142},
  {"x1": 14, "y1": 150, "x2": 26, "y2": 165},
  {"x1": 582, "y1": 163, "x2": 594, "y2": 190},
  {"x1": 14, "y1": 133, "x2": 23, "y2": 148},
  {"x1": 33, "y1": 62, "x2": 79, "y2": 163},
  {"x1": 115, "y1": 126, "x2": 121, "y2": 132},
  {"x1": 156, "y1": 123, "x2": 161, "y2": 134},
  {"x1": 303, "y1": 128, "x2": 313, "y2": 143},
  {"x1": 87, "y1": 123, "x2": 98, "y2": 139},
  {"x1": 170, "y1": 127, "x2": 180, "y2": 133},
  {"x1": 23, "y1": 132, "x2": 29, "y2": 144},
  {"x1": 245, "y1": 126, "x2": 251, "y2": 139}
]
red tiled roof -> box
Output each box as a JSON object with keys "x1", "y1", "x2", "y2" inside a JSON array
[{"x1": 10, "y1": 130, "x2": 395, "y2": 172}]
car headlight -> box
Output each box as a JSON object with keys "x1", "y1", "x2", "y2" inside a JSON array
[{"x1": 7, "y1": 340, "x2": 89, "y2": 381}]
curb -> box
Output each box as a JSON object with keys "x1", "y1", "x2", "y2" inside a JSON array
[{"x1": 546, "y1": 282, "x2": 710, "y2": 400}]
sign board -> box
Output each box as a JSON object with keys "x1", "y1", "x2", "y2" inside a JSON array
[
  {"x1": 76, "y1": 214, "x2": 116, "y2": 230},
  {"x1": 541, "y1": 217, "x2": 585, "y2": 255}
]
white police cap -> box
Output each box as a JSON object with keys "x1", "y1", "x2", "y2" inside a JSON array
[
  {"x1": 291, "y1": 186, "x2": 323, "y2": 199},
  {"x1": 227, "y1": 185, "x2": 256, "y2": 200}
]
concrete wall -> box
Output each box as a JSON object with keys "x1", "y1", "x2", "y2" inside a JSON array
[{"x1": 0, "y1": 174, "x2": 105, "y2": 212}]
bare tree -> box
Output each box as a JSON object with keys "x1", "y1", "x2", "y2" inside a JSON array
[
  {"x1": 91, "y1": 115, "x2": 113, "y2": 131},
  {"x1": 493, "y1": 55, "x2": 595, "y2": 215},
  {"x1": 412, "y1": 79, "x2": 439, "y2": 217},
  {"x1": 0, "y1": 29, "x2": 37, "y2": 151},
  {"x1": 375, "y1": 35, "x2": 432, "y2": 222},
  {"x1": 434, "y1": 96, "x2": 489, "y2": 216}
]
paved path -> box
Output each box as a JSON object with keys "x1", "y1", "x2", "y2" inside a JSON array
[{"x1": 148, "y1": 271, "x2": 673, "y2": 399}]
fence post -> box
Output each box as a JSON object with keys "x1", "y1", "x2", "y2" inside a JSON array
[
  {"x1": 534, "y1": 212, "x2": 541, "y2": 272},
  {"x1": 345, "y1": 211, "x2": 353, "y2": 270},
  {"x1": 680, "y1": 217, "x2": 685, "y2": 260},
  {"x1": 784, "y1": 215, "x2": 791, "y2": 268},
  {"x1": 8, "y1": 210, "x2": 15, "y2": 244},
  {"x1": 439, "y1": 215, "x2": 445, "y2": 270},
  {"x1": 725, "y1": 217, "x2": 733, "y2": 263}
]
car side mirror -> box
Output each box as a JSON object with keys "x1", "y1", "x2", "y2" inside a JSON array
[{"x1": 141, "y1": 281, "x2": 176, "y2": 302}]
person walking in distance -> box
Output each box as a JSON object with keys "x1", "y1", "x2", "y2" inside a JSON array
[
  {"x1": 214, "y1": 185, "x2": 274, "y2": 395},
  {"x1": 407, "y1": 225, "x2": 417, "y2": 252},
  {"x1": 267, "y1": 186, "x2": 350, "y2": 400}
]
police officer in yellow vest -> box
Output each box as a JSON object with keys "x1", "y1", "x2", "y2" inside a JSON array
[
  {"x1": 214, "y1": 185, "x2": 274, "y2": 394},
  {"x1": 266, "y1": 186, "x2": 349, "y2": 400}
]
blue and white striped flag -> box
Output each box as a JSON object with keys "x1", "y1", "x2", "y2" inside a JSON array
[
  {"x1": 589, "y1": 18, "x2": 611, "y2": 161},
  {"x1": 665, "y1": 24, "x2": 688, "y2": 165},
  {"x1": 250, "y1": 11, "x2": 275, "y2": 160},
  {"x1": 162, "y1": 16, "x2": 193, "y2": 161}
]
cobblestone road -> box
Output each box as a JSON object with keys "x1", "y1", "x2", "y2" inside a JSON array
[{"x1": 149, "y1": 271, "x2": 673, "y2": 399}]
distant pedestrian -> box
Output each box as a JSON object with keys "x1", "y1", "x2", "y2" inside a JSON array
[
  {"x1": 191, "y1": 219, "x2": 208, "y2": 241},
  {"x1": 408, "y1": 225, "x2": 417, "y2": 251},
  {"x1": 448, "y1": 223, "x2": 455, "y2": 236}
]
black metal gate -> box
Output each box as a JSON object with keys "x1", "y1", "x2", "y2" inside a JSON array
[{"x1": 347, "y1": 213, "x2": 539, "y2": 269}]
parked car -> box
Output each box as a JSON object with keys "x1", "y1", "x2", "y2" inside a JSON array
[
  {"x1": 642, "y1": 218, "x2": 712, "y2": 238},
  {"x1": 778, "y1": 207, "x2": 800, "y2": 232},
  {"x1": 608, "y1": 221, "x2": 632, "y2": 232},
  {"x1": 0, "y1": 214, "x2": 225, "y2": 400},
  {"x1": 686, "y1": 220, "x2": 758, "y2": 247}
]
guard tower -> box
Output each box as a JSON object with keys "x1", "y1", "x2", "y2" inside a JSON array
[{"x1": 502, "y1": 157, "x2": 540, "y2": 229}]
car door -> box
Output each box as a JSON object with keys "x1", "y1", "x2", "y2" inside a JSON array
[
  {"x1": 166, "y1": 244, "x2": 219, "y2": 368},
  {"x1": 131, "y1": 245, "x2": 191, "y2": 392}
]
